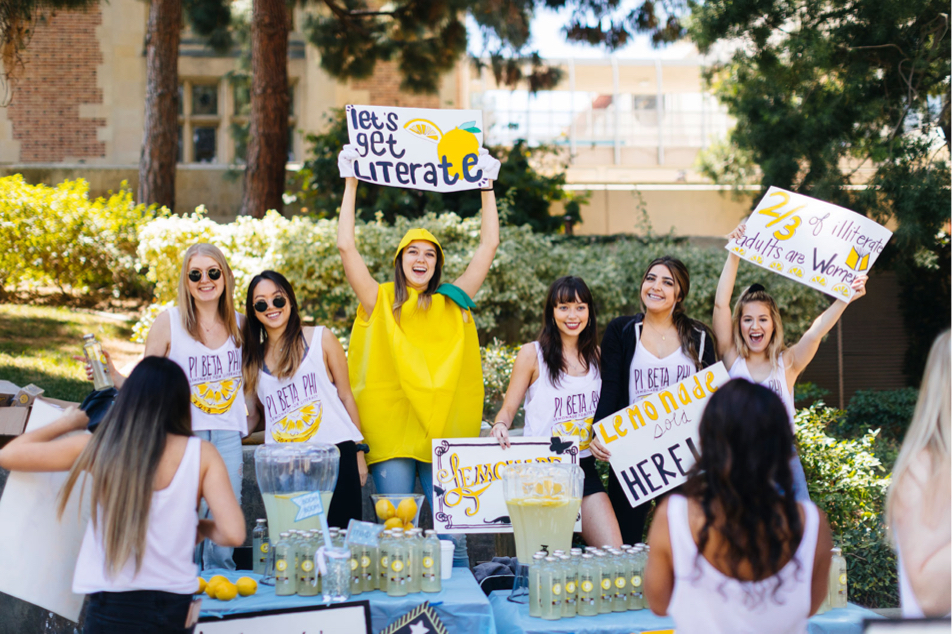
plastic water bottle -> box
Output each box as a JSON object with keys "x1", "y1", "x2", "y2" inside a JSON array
[
  {"x1": 421, "y1": 530, "x2": 442, "y2": 593},
  {"x1": 252, "y1": 519, "x2": 269, "y2": 575},
  {"x1": 528, "y1": 551, "x2": 546, "y2": 617},
  {"x1": 830, "y1": 547, "x2": 848, "y2": 608},
  {"x1": 577, "y1": 553, "x2": 599, "y2": 616},
  {"x1": 273, "y1": 532, "x2": 295, "y2": 596},
  {"x1": 539, "y1": 556, "x2": 563, "y2": 620},
  {"x1": 387, "y1": 529, "x2": 408, "y2": 597},
  {"x1": 559, "y1": 554, "x2": 577, "y2": 617},
  {"x1": 83, "y1": 334, "x2": 114, "y2": 390}
]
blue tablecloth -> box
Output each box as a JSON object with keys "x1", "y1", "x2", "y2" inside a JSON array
[
  {"x1": 489, "y1": 592, "x2": 880, "y2": 634},
  {"x1": 199, "y1": 569, "x2": 496, "y2": 634}
]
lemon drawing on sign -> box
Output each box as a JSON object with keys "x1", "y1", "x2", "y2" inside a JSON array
[
  {"x1": 404, "y1": 118, "x2": 442, "y2": 143},
  {"x1": 437, "y1": 121, "x2": 481, "y2": 181},
  {"x1": 270, "y1": 401, "x2": 324, "y2": 442},
  {"x1": 831, "y1": 283, "x2": 851, "y2": 298},
  {"x1": 748, "y1": 254, "x2": 764, "y2": 264},
  {"x1": 731, "y1": 246, "x2": 746, "y2": 256},
  {"x1": 552, "y1": 417, "x2": 594, "y2": 450},
  {"x1": 810, "y1": 275, "x2": 828, "y2": 287},
  {"x1": 193, "y1": 378, "x2": 241, "y2": 415},
  {"x1": 769, "y1": 261, "x2": 783, "y2": 271},
  {"x1": 787, "y1": 266, "x2": 805, "y2": 278}
]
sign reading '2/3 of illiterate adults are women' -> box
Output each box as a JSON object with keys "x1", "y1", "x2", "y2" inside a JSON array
[
  {"x1": 595, "y1": 362, "x2": 731, "y2": 508},
  {"x1": 346, "y1": 104, "x2": 488, "y2": 193},
  {"x1": 727, "y1": 187, "x2": 893, "y2": 300}
]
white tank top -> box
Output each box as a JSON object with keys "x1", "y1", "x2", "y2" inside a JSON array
[
  {"x1": 257, "y1": 327, "x2": 363, "y2": 445},
  {"x1": 896, "y1": 543, "x2": 925, "y2": 618},
  {"x1": 667, "y1": 494, "x2": 819, "y2": 634},
  {"x1": 728, "y1": 354, "x2": 796, "y2": 430},
  {"x1": 73, "y1": 436, "x2": 202, "y2": 595},
  {"x1": 523, "y1": 342, "x2": 601, "y2": 458},
  {"x1": 166, "y1": 306, "x2": 248, "y2": 435},
  {"x1": 628, "y1": 322, "x2": 698, "y2": 403}
]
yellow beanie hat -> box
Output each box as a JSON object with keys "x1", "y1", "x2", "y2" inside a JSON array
[{"x1": 393, "y1": 228, "x2": 444, "y2": 266}]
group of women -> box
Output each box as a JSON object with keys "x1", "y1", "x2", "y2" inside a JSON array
[{"x1": 0, "y1": 144, "x2": 947, "y2": 633}]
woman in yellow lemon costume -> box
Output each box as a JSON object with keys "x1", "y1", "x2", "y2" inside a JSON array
[{"x1": 337, "y1": 143, "x2": 501, "y2": 567}]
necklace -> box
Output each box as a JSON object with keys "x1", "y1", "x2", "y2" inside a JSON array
[{"x1": 645, "y1": 319, "x2": 674, "y2": 342}]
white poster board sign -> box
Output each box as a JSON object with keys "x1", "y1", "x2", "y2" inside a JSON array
[
  {"x1": 345, "y1": 104, "x2": 488, "y2": 193},
  {"x1": 197, "y1": 601, "x2": 371, "y2": 634},
  {"x1": 594, "y1": 363, "x2": 731, "y2": 508},
  {"x1": 0, "y1": 399, "x2": 90, "y2": 622},
  {"x1": 728, "y1": 186, "x2": 892, "y2": 300},
  {"x1": 431, "y1": 437, "x2": 580, "y2": 534}
]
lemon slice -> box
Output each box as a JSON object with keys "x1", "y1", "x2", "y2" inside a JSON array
[{"x1": 404, "y1": 118, "x2": 442, "y2": 143}]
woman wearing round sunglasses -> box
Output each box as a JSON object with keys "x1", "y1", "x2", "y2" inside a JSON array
[
  {"x1": 242, "y1": 271, "x2": 368, "y2": 527},
  {"x1": 79, "y1": 243, "x2": 248, "y2": 572}
]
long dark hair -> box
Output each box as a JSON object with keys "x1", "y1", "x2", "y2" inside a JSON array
[
  {"x1": 393, "y1": 243, "x2": 443, "y2": 321},
  {"x1": 684, "y1": 379, "x2": 803, "y2": 599},
  {"x1": 58, "y1": 357, "x2": 193, "y2": 575},
  {"x1": 537, "y1": 276, "x2": 600, "y2": 386},
  {"x1": 640, "y1": 255, "x2": 709, "y2": 369},
  {"x1": 242, "y1": 270, "x2": 305, "y2": 396}
]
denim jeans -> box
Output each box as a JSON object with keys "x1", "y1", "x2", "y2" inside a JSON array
[
  {"x1": 193, "y1": 430, "x2": 243, "y2": 571},
  {"x1": 84, "y1": 590, "x2": 195, "y2": 634},
  {"x1": 790, "y1": 450, "x2": 811, "y2": 502},
  {"x1": 371, "y1": 457, "x2": 469, "y2": 567}
]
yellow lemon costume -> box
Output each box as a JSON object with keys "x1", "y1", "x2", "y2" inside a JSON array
[{"x1": 348, "y1": 230, "x2": 483, "y2": 465}]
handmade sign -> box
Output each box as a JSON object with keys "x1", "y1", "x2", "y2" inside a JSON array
[
  {"x1": 431, "y1": 437, "x2": 580, "y2": 534},
  {"x1": 345, "y1": 104, "x2": 488, "y2": 193},
  {"x1": 196, "y1": 601, "x2": 371, "y2": 634},
  {"x1": 379, "y1": 602, "x2": 448, "y2": 634},
  {"x1": 595, "y1": 363, "x2": 731, "y2": 508},
  {"x1": 727, "y1": 187, "x2": 892, "y2": 300}
]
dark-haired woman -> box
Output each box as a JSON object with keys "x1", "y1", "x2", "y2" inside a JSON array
[
  {"x1": 0, "y1": 357, "x2": 245, "y2": 634},
  {"x1": 492, "y1": 276, "x2": 622, "y2": 547},
  {"x1": 645, "y1": 380, "x2": 833, "y2": 633},
  {"x1": 714, "y1": 221, "x2": 867, "y2": 500},
  {"x1": 335, "y1": 147, "x2": 501, "y2": 565},
  {"x1": 242, "y1": 271, "x2": 367, "y2": 528},
  {"x1": 591, "y1": 256, "x2": 717, "y2": 545}
]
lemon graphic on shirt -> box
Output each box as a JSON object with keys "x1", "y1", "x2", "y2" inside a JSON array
[
  {"x1": 192, "y1": 378, "x2": 241, "y2": 415},
  {"x1": 552, "y1": 416, "x2": 595, "y2": 450},
  {"x1": 270, "y1": 402, "x2": 323, "y2": 443},
  {"x1": 436, "y1": 122, "x2": 481, "y2": 181},
  {"x1": 404, "y1": 118, "x2": 442, "y2": 143}
]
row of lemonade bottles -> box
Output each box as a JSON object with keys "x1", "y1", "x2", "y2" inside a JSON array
[
  {"x1": 376, "y1": 528, "x2": 443, "y2": 596},
  {"x1": 529, "y1": 544, "x2": 649, "y2": 620}
]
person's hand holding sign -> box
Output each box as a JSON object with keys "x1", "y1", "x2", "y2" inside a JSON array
[
  {"x1": 475, "y1": 148, "x2": 501, "y2": 188},
  {"x1": 338, "y1": 143, "x2": 360, "y2": 179}
]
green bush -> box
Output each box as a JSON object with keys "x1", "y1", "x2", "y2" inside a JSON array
[
  {"x1": 481, "y1": 339, "x2": 519, "y2": 422},
  {"x1": 0, "y1": 176, "x2": 161, "y2": 298},
  {"x1": 838, "y1": 388, "x2": 918, "y2": 444},
  {"x1": 797, "y1": 402, "x2": 897, "y2": 608}
]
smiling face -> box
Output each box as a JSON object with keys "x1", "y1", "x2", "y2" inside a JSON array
[
  {"x1": 740, "y1": 301, "x2": 775, "y2": 353},
  {"x1": 186, "y1": 254, "x2": 225, "y2": 304},
  {"x1": 641, "y1": 264, "x2": 681, "y2": 315},
  {"x1": 251, "y1": 278, "x2": 291, "y2": 333},
  {"x1": 553, "y1": 293, "x2": 590, "y2": 339},
  {"x1": 401, "y1": 240, "x2": 439, "y2": 291}
]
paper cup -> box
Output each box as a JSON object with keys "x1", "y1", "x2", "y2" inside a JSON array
[{"x1": 440, "y1": 539, "x2": 455, "y2": 579}]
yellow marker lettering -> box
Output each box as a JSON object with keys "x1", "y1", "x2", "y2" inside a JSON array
[
  {"x1": 627, "y1": 404, "x2": 646, "y2": 429},
  {"x1": 643, "y1": 401, "x2": 658, "y2": 421},
  {"x1": 659, "y1": 390, "x2": 679, "y2": 414},
  {"x1": 598, "y1": 421, "x2": 618, "y2": 444},
  {"x1": 706, "y1": 371, "x2": 718, "y2": 393},
  {"x1": 691, "y1": 375, "x2": 706, "y2": 399},
  {"x1": 613, "y1": 414, "x2": 628, "y2": 438},
  {"x1": 677, "y1": 383, "x2": 693, "y2": 406}
]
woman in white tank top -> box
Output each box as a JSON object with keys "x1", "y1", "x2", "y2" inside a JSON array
[
  {"x1": 0, "y1": 357, "x2": 245, "y2": 634},
  {"x1": 714, "y1": 222, "x2": 868, "y2": 500},
  {"x1": 645, "y1": 380, "x2": 834, "y2": 634},
  {"x1": 80, "y1": 243, "x2": 248, "y2": 572},
  {"x1": 242, "y1": 271, "x2": 368, "y2": 528},
  {"x1": 491, "y1": 276, "x2": 623, "y2": 548}
]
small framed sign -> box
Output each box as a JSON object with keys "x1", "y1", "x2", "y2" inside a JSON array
[{"x1": 380, "y1": 602, "x2": 448, "y2": 634}]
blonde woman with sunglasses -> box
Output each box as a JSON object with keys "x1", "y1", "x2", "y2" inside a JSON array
[{"x1": 79, "y1": 243, "x2": 248, "y2": 572}]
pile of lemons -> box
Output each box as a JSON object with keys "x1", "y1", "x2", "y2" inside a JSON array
[
  {"x1": 198, "y1": 575, "x2": 258, "y2": 601},
  {"x1": 375, "y1": 497, "x2": 418, "y2": 531}
]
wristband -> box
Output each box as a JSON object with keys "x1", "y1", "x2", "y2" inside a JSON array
[
  {"x1": 492, "y1": 421, "x2": 507, "y2": 429},
  {"x1": 355, "y1": 442, "x2": 370, "y2": 454},
  {"x1": 480, "y1": 186, "x2": 494, "y2": 191}
]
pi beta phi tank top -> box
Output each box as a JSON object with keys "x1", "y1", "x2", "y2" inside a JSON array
[
  {"x1": 628, "y1": 322, "x2": 698, "y2": 403},
  {"x1": 523, "y1": 342, "x2": 601, "y2": 458},
  {"x1": 257, "y1": 327, "x2": 363, "y2": 445},
  {"x1": 167, "y1": 307, "x2": 247, "y2": 435}
]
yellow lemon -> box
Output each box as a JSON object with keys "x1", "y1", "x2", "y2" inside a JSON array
[
  {"x1": 404, "y1": 118, "x2": 442, "y2": 143},
  {"x1": 205, "y1": 581, "x2": 219, "y2": 599},
  {"x1": 197, "y1": 577, "x2": 207, "y2": 595},
  {"x1": 375, "y1": 498, "x2": 397, "y2": 521},
  {"x1": 396, "y1": 498, "x2": 418, "y2": 523},
  {"x1": 403, "y1": 522, "x2": 414, "y2": 531},
  {"x1": 210, "y1": 575, "x2": 229, "y2": 586},
  {"x1": 236, "y1": 577, "x2": 258, "y2": 597},
  {"x1": 384, "y1": 517, "x2": 404, "y2": 531},
  {"x1": 215, "y1": 581, "x2": 238, "y2": 601},
  {"x1": 437, "y1": 128, "x2": 479, "y2": 180}
]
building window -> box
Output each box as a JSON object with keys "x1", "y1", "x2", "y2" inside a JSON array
[
  {"x1": 178, "y1": 80, "x2": 221, "y2": 163},
  {"x1": 229, "y1": 81, "x2": 298, "y2": 164}
]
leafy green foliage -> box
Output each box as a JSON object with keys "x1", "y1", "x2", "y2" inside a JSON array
[
  {"x1": 289, "y1": 109, "x2": 586, "y2": 231},
  {"x1": 0, "y1": 176, "x2": 162, "y2": 299},
  {"x1": 481, "y1": 338, "x2": 519, "y2": 420},
  {"x1": 838, "y1": 388, "x2": 919, "y2": 444}
]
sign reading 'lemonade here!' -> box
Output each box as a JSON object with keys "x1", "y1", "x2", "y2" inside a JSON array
[
  {"x1": 595, "y1": 362, "x2": 731, "y2": 508},
  {"x1": 345, "y1": 105, "x2": 488, "y2": 193},
  {"x1": 728, "y1": 187, "x2": 893, "y2": 300}
]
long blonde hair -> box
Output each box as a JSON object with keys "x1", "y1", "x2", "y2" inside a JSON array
[
  {"x1": 177, "y1": 243, "x2": 242, "y2": 346},
  {"x1": 57, "y1": 358, "x2": 193, "y2": 575},
  {"x1": 732, "y1": 284, "x2": 785, "y2": 368},
  {"x1": 886, "y1": 330, "x2": 951, "y2": 533}
]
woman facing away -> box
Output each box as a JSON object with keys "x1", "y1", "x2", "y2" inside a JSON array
[
  {"x1": 336, "y1": 145, "x2": 501, "y2": 566},
  {"x1": 886, "y1": 330, "x2": 951, "y2": 617},
  {"x1": 81, "y1": 243, "x2": 248, "y2": 571},
  {"x1": 0, "y1": 357, "x2": 245, "y2": 634},
  {"x1": 645, "y1": 379, "x2": 833, "y2": 634},
  {"x1": 242, "y1": 270, "x2": 368, "y2": 527},
  {"x1": 713, "y1": 221, "x2": 867, "y2": 500},
  {"x1": 590, "y1": 256, "x2": 717, "y2": 545},
  {"x1": 491, "y1": 276, "x2": 623, "y2": 548}
]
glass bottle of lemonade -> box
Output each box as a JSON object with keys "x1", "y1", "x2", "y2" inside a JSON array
[
  {"x1": 559, "y1": 554, "x2": 577, "y2": 618},
  {"x1": 421, "y1": 530, "x2": 442, "y2": 593},
  {"x1": 528, "y1": 551, "x2": 546, "y2": 618},
  {"x1": 577, "y1": 554, "x2": 599, "y2": 616}
]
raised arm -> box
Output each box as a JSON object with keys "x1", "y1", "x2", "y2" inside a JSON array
[
  {"x1": 336, "y1": 175, "x2": 380, "y2": 315},
  {"x1": 74, "y1": 311, "x2": 171, "y2": 389},
  {"x1": 785, "y1": 275, "x2": 867, "y2": 384},
  {"x1": 490, "y1": 344, "x2": 540, "y2": 449},
  {"x1": 452, "y1": 150, "x2": 501, "y2": 299},
  {"x1": 713, "y1": 223, "x2": 745, "y2": 364},
  {"x1": 0, "y1": 407, "x2": 90, "y2": 472}
]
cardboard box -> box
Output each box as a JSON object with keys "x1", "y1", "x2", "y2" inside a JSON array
[
  {"x1": 0, "y1": 380, "x2": 19, "y2": 408},
  {"x1": 12, "y1": 384, "x2": 43, "y2": 407},
  {"x1": 0, "y1": 381, "x2": 79, "y2": 447}
]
